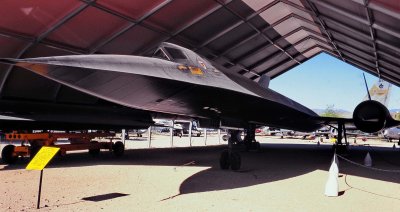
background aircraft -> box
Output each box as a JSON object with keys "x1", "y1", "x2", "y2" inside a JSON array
[{"x1": 383, "y1": 127, "x2": 400, "y2": 143}]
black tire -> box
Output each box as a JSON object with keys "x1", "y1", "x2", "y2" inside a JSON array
[
  {"x1": 254, "y1": 142, "x2": 261, "y2": 151},
  {"x1": 88, "y1": 141, "x2": 100, "y2": 156},
  {"x1": 113, "y1": 141, "x2": 125, "y2": 157},
  {"x1": 219, "y1": 150, "x2": 230, "y2": 170},
  {"x1": 2, "y1": 145, "x2": 18, "y2": 164},
  {"x1": 230, "y1": 152, "x2": 241, "y2": 171}
]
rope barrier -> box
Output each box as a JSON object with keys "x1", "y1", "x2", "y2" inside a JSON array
[{"x1": 336, "y1": 154, "x2": 400, "y2": 173}]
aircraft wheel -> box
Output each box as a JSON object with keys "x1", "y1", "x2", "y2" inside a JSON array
[
  {"x1": 219, "y1": 150, "x2": 230, "y2": 170},
  {"x1": 254, "y1": 142, "x2": 261, "y2": 151},
  {"x1": 230, "y1": 152, "x2": 241, "y2": 171},
  {"x1": 1, "y1": 145, "x2": 18, "y2": 164},
  {"x1": 88, "y1": 141, "x2": 100, "y2": 156},
  {"x1": 113, "y1": 141, "x2": 125, "y2": 157}
]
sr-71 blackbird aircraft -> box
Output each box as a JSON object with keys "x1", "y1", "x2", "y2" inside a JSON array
[{"x1": 1, "y1": 42, "x2": 398, "y2": 170}]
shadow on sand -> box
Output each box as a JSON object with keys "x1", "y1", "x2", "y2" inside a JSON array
[{"x1": 1, "y1": 143, "x2": 399, "y2": 196}]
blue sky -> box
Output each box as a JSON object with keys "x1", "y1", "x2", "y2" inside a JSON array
[{"x1": 269, "y1": 53, "x2": 400, "y2": 111}]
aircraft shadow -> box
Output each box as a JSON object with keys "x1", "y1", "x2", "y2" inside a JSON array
[{"x1": 1, "y1": 143, "x2": 399, "y2": 195}]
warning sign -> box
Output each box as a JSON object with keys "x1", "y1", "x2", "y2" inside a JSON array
[{"x1": 26, "y1": 147, "x2": 60, "y2": 170}]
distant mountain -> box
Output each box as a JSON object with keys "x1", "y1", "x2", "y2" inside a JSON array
[
  {"x1": 389, "y1": 109, "x2": 400, "y2": 113},
  {"x1": 312, "y1": 108, "x2": 352, "y2": 118},
  {"x1": 313, "y1": 108, "x2": 400, "y2": 118}
]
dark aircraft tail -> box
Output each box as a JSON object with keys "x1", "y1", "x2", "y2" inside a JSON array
[{"x1": 258, "y1": 75, "x2": 270, "y2": 89}]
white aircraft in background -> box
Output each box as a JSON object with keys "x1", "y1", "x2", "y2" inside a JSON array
[
  {"x1": 363, "y1": 78, "x2": 392, "y2": 105},
  {"x1": 383, "y1": 127, "x2": 400, "y2": 142},
  {"x1": 130, "y1": 129, "x2": 148, "y2": 137},
  {"x1": 365, "y1": 79, "x2": 400, "y2": 142}
]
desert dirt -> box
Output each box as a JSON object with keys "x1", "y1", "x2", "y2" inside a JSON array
[{"x1": 1, "y1": 134, "x2": 400, "y2": 212}]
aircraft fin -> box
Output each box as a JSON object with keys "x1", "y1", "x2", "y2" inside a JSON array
[
  {"x1": 363, "y1": 78, "x2": 391, "y2": 107},
  {"x1": 258, "y1": 74, "x2": 270, "y2": 89}
]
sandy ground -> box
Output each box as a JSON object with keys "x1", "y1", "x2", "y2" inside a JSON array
[{"x1": 1, "y1": 134, "x2": 400, "y2": 212}]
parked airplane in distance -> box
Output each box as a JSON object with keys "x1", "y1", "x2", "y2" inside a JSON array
[{"x1": 383, "y1": 127, "x2": 400, "y2": 143}]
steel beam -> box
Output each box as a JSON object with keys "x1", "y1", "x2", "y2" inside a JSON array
[
  {"x1": 311, "y1": 0, "x2": 400, "y2": 40},
  {"x1": 0, "y1": 29, "x2": 87, "y2": 55},
  {"x1": 226, "y1": 13, "x2": 307, "y2": 61},
  {"x1": 89, "y1": 0, "x2": 173, "y2": 53},
  {"x1": 195, "y1": 21, "x2": 244, "y2": 50},
  {"x1": 320, "y1": 15, "x2": 400, "y2": 57},
  {"x1": 350, "y1": 0, "x2": 400, "y2": 20},
  {"x1": 252, "y1": 44, "x2": 323, "y2": 79},
  {"x1": 0, "y1": 2, "x2": 92, "y2": 98},
  {"x1": 232, "y1": 25, "x2": 327, "y2": 64},
  {"x1": 344, "y1": 53, "x2": 400, "y2": 82},
  {"x1": 378, "y1": 49, "x2": 400, "y2": 64},
  {"x1": 215, "y1": 0, "x2": 300, "y2": 64},
  {"x1": 137, "y1": 0, "x2": 234, "y2": 55},
  {"x1": 247, "y1": 36, "x2": 325, "y2": 72},
  {"x1": 363, "y1": 0, "x2": 380, "y2": 77},
  {"x1": 309, "y1": 0, "x2": 368, "y2": 25},
  {"x1": 340, "y1": 49, "x2": 376, "y2": 68},
  {"x1": 336, "y1": 40, "x2": 374, "y2": 61},
  {"x1": 194, "y1": 0, "x2": 280, "y2": 50},
  {"x1": 269, "y1": 51, "x2": 326, "y2": 79},
  {"x1": 305, "y1": 0, "x2": 345, "y2": 61}
]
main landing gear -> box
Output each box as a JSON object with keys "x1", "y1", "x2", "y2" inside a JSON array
[
  {"x1": 332, "y1": 121, "x2": 349, "y2": 154},
  {"x1": 219, "y1": 127, "x2": 261, "y2": 171}
]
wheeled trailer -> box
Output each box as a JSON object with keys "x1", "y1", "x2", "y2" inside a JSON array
[{"x1": 1, "y1": 131, "x2": 125, "y2": 164}]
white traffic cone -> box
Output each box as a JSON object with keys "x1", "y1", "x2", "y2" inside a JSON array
[
  {"x1": 324, "y1": 174, "x2": 339, "y2": 197},
  {"x1": 334, "y1": 153, "x2": 339, "y2": 167},
  {"x1": 364, "y1": 152, "x2": 372, "y2": 167},
  {"x1": 329, "y1": 154, "x2": 339, "y2": 177},
  {"x1": 325, "y1": 157, "x2": 339, "y2": 197}
]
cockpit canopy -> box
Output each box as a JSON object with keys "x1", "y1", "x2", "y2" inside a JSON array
[
  {"x1": 153, "y1": 46, "x2": 187, "y2": 61},
  {"x1": 152, "y1": 42, "x2": 216, "y2": 72}
]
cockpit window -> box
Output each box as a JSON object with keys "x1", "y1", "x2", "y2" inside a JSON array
[
  {"x1": 153, "y1": 49, "x2": 170, "y2": 60},
  {"x1": 164, "y1": 47, "x2": 187, "y2": 60}
]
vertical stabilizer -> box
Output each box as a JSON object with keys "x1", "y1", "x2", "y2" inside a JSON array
[
  {"x1": 363, "y1": 79, "x2": 391, "y2": 107},
  {"x1": 258, "y1": 75, "x2": 270, "y2": 89}
]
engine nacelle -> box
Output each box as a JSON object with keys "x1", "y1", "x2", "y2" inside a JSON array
[{"x1": 352, "y1": 100, "x2": 389, "y2": 133}]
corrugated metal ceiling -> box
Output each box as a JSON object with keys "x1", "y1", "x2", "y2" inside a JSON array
[{"x1": 0, "y1": 0, "x2": 399, "y2": 105}]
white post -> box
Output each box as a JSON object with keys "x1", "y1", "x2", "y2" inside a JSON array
[
  {"x1": 218, "y1": 129, "x2": 221, "y2": 144},
  {"x1": 148, "y1": 126, "x2": 152, "y2": 148},
  {"x1": 204, "y1": 128, "x2": 207, "y2": 146},
  {"x1": 189, "y1": 121, "x2": 193, "y2": 147},
  {"x1": 170, "y1": 120, "x2": 174, "y2": 147},
  {"x1": 121, "y1": 129, "x2": 126, "y2": 146}
]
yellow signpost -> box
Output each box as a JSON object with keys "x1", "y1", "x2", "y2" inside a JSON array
[
  {"x1": 26, "y1": 146, "x2": 60, "y2": 209},
  {"x1": 26, "y1": 146, "x2": 60, "y2": 170}
]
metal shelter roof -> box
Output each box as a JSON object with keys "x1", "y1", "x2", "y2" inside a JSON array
[{"x1": 0, "y1": 0, "x2": 399, "y2": 106}]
